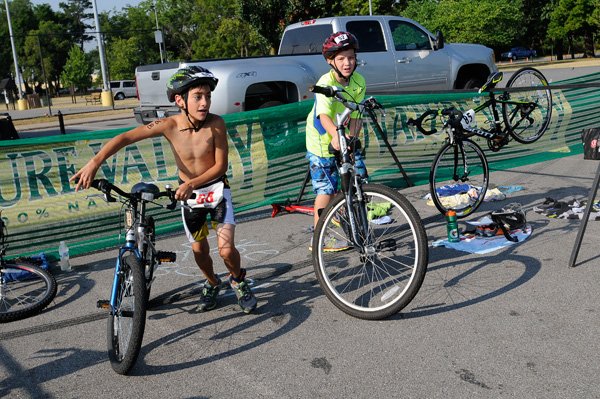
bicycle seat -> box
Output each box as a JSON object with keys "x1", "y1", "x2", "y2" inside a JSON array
[
  {"x1": 479, "y1": 72, "x2": 503, "y2": 92},
  {"x1": 131, "y1": 182, "x2": 160, "y2": 195}
]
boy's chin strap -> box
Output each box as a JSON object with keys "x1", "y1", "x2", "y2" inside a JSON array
[
  {"x1": 330, "y1": 63, "x2": 357, "y2": 83},
  {"x1": 179, "y1": 93, "x2": 205, "y2": 132}
]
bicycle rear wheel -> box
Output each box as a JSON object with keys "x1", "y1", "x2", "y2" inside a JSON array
[
  {"x1": 312, "y1": 184, "x2": 428, "y2": 320},
  {"x1": 0, "y1": 262, "x2": 57, "y2": 323},
  {"x1": 430, "y1": 139, "x2": 489, "y2": 219},
  {"x1": 107, "y1": 254, "x2": 147, "y2": 375},
  {"x1": 502, "y1": 67, "x2": 552, "y2": 144}
]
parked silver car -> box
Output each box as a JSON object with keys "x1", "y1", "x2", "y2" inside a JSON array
[{"x1": 110, "y1": 80, "x2": 137, "y2": 100}]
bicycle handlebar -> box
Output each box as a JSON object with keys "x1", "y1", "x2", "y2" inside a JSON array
[
  {"x1": 309, "y1": 85, "x2": 383, "y2": 112},
  {"x1": 310, "y1": 85, "x2": 338, "y2": 98},
  {"x1": 407, "y1": 107, "x2": 464, "y2": 135},
  {"x1": 90, "y1": 178, "x2": 177, "y2": 210}
]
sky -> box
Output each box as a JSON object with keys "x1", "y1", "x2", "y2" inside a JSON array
[{"x1": 30, "y1": 0, "x2": 145, "y2": 14}]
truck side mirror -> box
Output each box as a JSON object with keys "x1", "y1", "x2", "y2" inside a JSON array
[{"x1": 434, "y1": 30, "x2": 445, "y2": 50}]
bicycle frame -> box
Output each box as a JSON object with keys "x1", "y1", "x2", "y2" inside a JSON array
[
  {"x1": 90, "y1": 179, "x2": 176, "y2": 313},
  {"x1": 333, "y1": 100, "x2": 377, "y2": 252},
  {"x1": 471, "y1": 90, "x2": 538, "y2": 140}
]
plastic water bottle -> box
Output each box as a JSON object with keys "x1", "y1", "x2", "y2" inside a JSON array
[
  {"x1": 59, "y1": 241, "x2": 71, "y2": 272},
  {"x1": 446, "y1": 210, "x2": 460, "y2": 243}
]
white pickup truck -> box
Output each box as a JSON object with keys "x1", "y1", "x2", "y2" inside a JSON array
[{"x1": 134, "y1": 15, "x2": 497, "y2": 124}]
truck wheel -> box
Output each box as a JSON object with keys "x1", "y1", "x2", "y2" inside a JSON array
[
  {"x1": 258, "y1": 101, "x2": 284, "y2": 109},
  {"x1": 115, "y1": 93, "x2": 125, "y2": 100},
  {"x1": 462, "y1": 77, "x2": 484, "y2": 90}
]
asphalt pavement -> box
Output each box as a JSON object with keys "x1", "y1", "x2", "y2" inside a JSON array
[{"x1": 1, "y1": 152, "x2": 600, "y2": 398}]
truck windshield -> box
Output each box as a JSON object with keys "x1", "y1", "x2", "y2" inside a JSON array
[{"x1": 279, "y1": 25, "x2": 333, "y2": 55}]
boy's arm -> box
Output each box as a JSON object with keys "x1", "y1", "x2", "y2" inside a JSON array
[
  {"x1": 317, "y1": 113, "x2": 341, "y2": 150},
  {"x1": 70, "y1": 119, "x2": 172, "y2": 191},
  {"x1": 318, "y1": 114, "x2": 362, "y2": 151}
]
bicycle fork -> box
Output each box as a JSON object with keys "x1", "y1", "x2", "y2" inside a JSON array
[
  {"x1": 452, "y1": 142, "x2": 471, "y2": 183},
  {"x1": 97, "y1": 246, "x2": 140, "y2": 314}
]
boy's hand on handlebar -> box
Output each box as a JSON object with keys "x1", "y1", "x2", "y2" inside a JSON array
[
  {"x1": 330, "y1": 135, "x2": 341, "y2": 151},
  {"x1": 175, "y1": 182, "x2": 193, "y2": 201}
]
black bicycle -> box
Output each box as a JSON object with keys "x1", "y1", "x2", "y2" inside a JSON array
[
  {"x1": 0, "y1": 210, "x2": 57, "y2": 323},
  {"x1": 90, "y1": 179, "x2": 177, "y2": 375},
  {"x1": 408, "y1": 67, "x2": 552, "y2": 218},
  {"x1": 309, "y1": 85, "x2": 428, "y2": 320}
]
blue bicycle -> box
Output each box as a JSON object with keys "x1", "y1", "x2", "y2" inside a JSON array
[{"x1": 90, "y1": 179, "x2": 177, "y2": 375}]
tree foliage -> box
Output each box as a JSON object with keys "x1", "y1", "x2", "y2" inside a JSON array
[
  {"x1": 548, "y1": 0, "x2": 600, "y2": 57},
  {"x1": 61, "y1": 44, "x2": 93, "y2": 92},
  {"x1": 402, "y1": 0, "x2": 523, "y2": 52},
  {"x1": 2, "y1": 0, "x2": 599, "y2": 94}
]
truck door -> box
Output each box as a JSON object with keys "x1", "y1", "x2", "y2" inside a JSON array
[
  {"x1": 346, "y1": 20, "x2": 397, "y2": 94},
  {"x1": 388, "y1": 20, "x2": 450, "y2": 91}
]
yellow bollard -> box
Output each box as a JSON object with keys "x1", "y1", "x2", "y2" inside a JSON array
[
  {"x1": 16, "y1": 98, "x2": 28, "y2": 110},
  {"x1": 100, "y1": 90, "x2": 114, "y2": 107}
]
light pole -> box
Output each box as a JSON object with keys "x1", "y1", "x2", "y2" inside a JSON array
[
  {"x1": 4, "y1": 0, "x2": 27, "y2": 110},
  {"x1": 91, "y1": 0, "x2": 113, "y2": 106},
  {"x1": 152, "y1": 0, "x2": 164, "y2": 63}
]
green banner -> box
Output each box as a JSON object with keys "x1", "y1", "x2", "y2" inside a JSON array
[{"x1": 1, "y1": 74, "x2": 599, "y2": 258}]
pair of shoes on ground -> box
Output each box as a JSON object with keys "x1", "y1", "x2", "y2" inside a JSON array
[
  {"x1": 533, "y1": 197, "x2": 575, "y2": 218},
  {"x1": 197, "y1": 268, "x2": 257, "y2": 314}
]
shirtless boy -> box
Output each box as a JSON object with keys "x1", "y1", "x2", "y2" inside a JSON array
[{"x1": 70, "y1": 66, "x2": 257, "y2": 314}]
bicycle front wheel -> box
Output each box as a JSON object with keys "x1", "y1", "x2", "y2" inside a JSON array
[
  {"x1": 107, "y1": 254, "x2": 147, "y2": 375},
  {"x1": 312, "y1": 184, "x2": 428, "y2": 320},
  {"x1": 430, "y1": 139, "x2": 489, "y2": 219},
  {"x1": 0, "y1": 262, "x2": 57, "y2": 323},
  {"x1": 503, "y1": 67, "x2": 552, "y2": 144}
]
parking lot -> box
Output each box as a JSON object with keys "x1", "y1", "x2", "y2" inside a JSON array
[{"x1": 1, "y1": 152, "x2": 599, "y2": 398}]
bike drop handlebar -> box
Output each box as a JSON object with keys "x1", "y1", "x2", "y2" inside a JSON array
[
  {"x1": 90, "y1": 178, "x2": 178, "y2": 210},
  {"x1": 407, "y1": 108, "x2": 464, "y2": 135}
]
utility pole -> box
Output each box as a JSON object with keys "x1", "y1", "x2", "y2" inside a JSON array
[
  {"x1": 152, "y1": 0, "x2": 164, "y2": 63},
  {"x1": 91, "y1": 0, "x2": 113, "y2": 106},
  {"x1": 4, "y1": 0, "x2": 27, "y2": 110}
]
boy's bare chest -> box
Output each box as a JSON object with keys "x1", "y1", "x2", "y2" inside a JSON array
[{"x1": 168, "y1": 131, "x2": 215, "y2": 159}]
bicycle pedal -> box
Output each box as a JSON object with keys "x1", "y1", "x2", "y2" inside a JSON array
[
  {"x1": 156, "y1": 251, "x2": 176, "y2": 263},
  {"x1": 97, "y1": 300, "x2": 110, "y2": 310}
]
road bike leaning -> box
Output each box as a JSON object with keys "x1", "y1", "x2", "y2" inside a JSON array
[
  {"x1": 0, "y1": 210, "x2": 57, "y2": 323},
  {"x1": 90, "y1": 179, "x2": 177, "y2": 375},
  {"x1": 309, "y1": 85, "x2": 428, "y2": 320},
  {"x1": 408, "y1": 67, "x2": 553, "y2": 218}
]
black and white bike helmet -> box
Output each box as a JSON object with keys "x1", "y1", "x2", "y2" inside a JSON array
[
  {"x1": 491, "y1": 203, "x2": 527, "y2": 242},
  {"x1": 166, "y1": 66, "x2": 218, "y2": 102}
]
